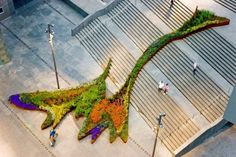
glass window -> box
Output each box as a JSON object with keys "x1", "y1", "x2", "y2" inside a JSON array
[{"x1": 0, "y1": 8, "x2": 3, "y2": 14}]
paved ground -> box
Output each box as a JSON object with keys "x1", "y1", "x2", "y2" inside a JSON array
[
  {"x1": 0, "y1": 101, "x2": 52, "y2": 157},
  {"x1": 184, "y1": 125, "x2": 236, "y2": 157}
]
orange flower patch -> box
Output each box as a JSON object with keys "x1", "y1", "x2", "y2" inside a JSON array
[
  {"x1": 43, "y1": 88, "x2": 85, "y2": 105},
  {"x1": 90, "y1": 99, "x2": 126, "y2": 129},
  {"x1": 90, "y1": 99, "x2": 109, "y2": 123}
]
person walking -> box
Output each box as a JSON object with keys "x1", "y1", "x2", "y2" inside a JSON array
[
  {"x1": 170, "y1": 0, "x2": 179, "y2": 7},
  {"x1": 158, "y1": 81, "x2": 164, "y2": 91},
  {"x1": 170, "y1": 0, "x2": 174, "y2": 7},
  {"x1": 193, "y1": 62, "x2": 198, "y2": 75},
  {"x1": 49, "y1": 129, "x2": 58, "y2": 147},
  {"x1": 163, "y1": 83, "x2": 169, "y2": 94}
]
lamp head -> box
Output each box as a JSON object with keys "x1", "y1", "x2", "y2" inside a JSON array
[
  {"x1": 159, "y1": 112, "x2": 166, "y2": 117},
  {"x1": 48, "y1": 24, "x2": 54, "y2": 27}
]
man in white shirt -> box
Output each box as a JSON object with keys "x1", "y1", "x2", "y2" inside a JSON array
[
  {"x1": 193, "y1": 62, "x2": 198, "y2": 75},
  {"x1": 158, "y1": 81, "x2": 164, "y2": 91}
]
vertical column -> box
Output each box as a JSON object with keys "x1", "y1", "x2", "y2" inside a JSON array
[{"x1": 0, "y1": 28, "x2": 10, "y2": 64}]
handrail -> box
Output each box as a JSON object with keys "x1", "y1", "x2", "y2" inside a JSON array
[{"x1": 71, "y1": 0, "x2": 123, "y2": 36}]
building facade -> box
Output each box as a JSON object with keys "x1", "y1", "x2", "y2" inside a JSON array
[{"x1": 0, "y1": 0, "x2": 37, "y2": 21}]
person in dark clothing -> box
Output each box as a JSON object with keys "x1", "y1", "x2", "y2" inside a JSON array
[
  {"x1": 49, "y1": 129, "x2": 58, "y2": 147},
  {"x1": 163, "y1": 83, "x2": 169, "y2": 94},
  {"x1": 171, "y1": 0, "x2": 174, "y2": 7}
]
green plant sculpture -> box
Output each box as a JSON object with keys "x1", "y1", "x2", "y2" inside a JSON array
[{"x1": 9, "y1": 10, "x2": 230, "y2": 143}]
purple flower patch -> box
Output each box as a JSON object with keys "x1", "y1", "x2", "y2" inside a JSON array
[
  {"x1": 88, "y1": 124, "x2": 108, "y2": 142},
  {"x1": 89, "y1": 126, "x2": 102, "y2": 140},
  {"x1": 9, "y1": 94, "x2": 38, "y2": 110}
]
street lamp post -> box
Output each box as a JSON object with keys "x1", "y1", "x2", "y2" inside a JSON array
[
  {"x1": 151, "y1": 112, "x2": 166, "y2": 157},
  {"x1": 46, "y1": 24, "x2": 60, "y2": 89}
]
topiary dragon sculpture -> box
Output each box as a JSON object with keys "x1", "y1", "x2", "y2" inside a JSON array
[{"x1": 9, "y1": 9, "x2": 230, "y2": 143}]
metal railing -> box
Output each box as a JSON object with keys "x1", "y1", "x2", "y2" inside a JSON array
[{"x1": 71, "y1": 0, "x2": 124, "y2": 36}]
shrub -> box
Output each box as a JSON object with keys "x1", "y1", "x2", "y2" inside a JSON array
[{"x1": 41, "y1": 112, "x2": 53, "y2": 129}]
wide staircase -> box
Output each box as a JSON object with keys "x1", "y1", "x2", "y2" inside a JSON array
[
  {"x1": 73, "y1": 0, "x2": 234, "y2": 155},
  {"x1": 131, "y1": 70, "x2": 200, "y2": 152},
  {"x1": 142, "y1": 0, "x2": 236, "y2": 86},
  {"x1": 213, "y1": 0, "x2": 236, "y2": 13},
  {"x1": 107, "y1": 0, "x2": 161, "y2": 52},
  {"x1": 107, "y1": 0, "x2": 230, "y2": 121},
  {"x1": 76, "y1": 18, "x2": 135, "y2": 87},
  {"x1": 152, "y1": 43, "x2": 228, "y2": 123}
]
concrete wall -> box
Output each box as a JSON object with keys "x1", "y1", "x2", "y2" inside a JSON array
[
  {"x1": 0, "y1": 0, "x2": 15, "y2": 21},
  {"x1": 224, "y1": 87, "x2": 236, "y2": 124},
  {"x1": 62, "y1": 0, "x2": 89, "y2": 17},
  {"x1": 71, "y1": 0, "x2": 123, "y2": 36},
  {"x1": 176, "y1": 119, "x2": 229, "y2": 157}
]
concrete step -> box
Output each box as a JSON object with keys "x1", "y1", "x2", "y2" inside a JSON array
[
  {"x1": 134, "y1": 79, "x2": 188, "y2": 137},
  {"x1": 75, "y1": 14, "x2": 201, "y2": 152},
  {"x1": 89, "y1": 20, "x2": 133, "y2": 75},
  {"x1": 125, "y1": 0, "x2": 230, "y2": 102},
  {"x1": 138, "y1": 72, "x2": 189, "y2": 124},
  {"x1": 164, "y1": 44, "x2": 229, "y2": 107},
  {"x1": 73, "y1": 0, "x2": 233, "y2": 153},
  {"x1": 80, "y1": 20, "x2": 133, "y2": 80},
  {"x1": 133, "y1": 64, "x2": 198, "y2": 151},
  {"x1": 108, "y1": 3, "x2": 148, "y2": 51},
  {"x1": 141, "y1": 0, "x2": 187, "y2": 30},
  {"x1": 151, "y1": 44, "x2": 228, "y2": 123},
  {"x1": 130, "y1": 89, "x2": 199, "y2": 152},
  {"x1": 164, "y1": 45, "x2": 228, "y2": 107},
  {"x1": 184, "y1": 38, "x2": 236, "y2": 86},
  {"x1": 116, "y1": 0, "x2": 153, "y2": 43},
  {"x1": 213, "y1": 0, "x2": 236, "y2": 13},
  {"x1": 124, "y1": 0, "x2": 161, "y2": 38},
  {"x1": 107, "y1": 0, "x2": 162, "y2": 51},
  {"x1": 135, "y1": 74, "x2": 198, "y2": 138},
  {"x1": 141, "y1": 0, "x2": 236, "y2": 86},
  {"x1": 71, "y1": 0, "x2": 235, "y2": 155},
  {"x1": 139, "y1": 72, "x2": 199, "y2": 133},
  {"x1": 152, "y1": 52, "x2": 217, "y2": 122},
  {"x1": 76, "y1": 31, "x2": 124, "y2": 87},
  {"x1": 101, "y1": 8, "x2": 206, "y2": 131},
  {"x1": 185, "y1": 32, "x2": 236, "y2": 85},
  {"x1": 170, "y1": 0, "x2": 236, "y2": 86}
]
